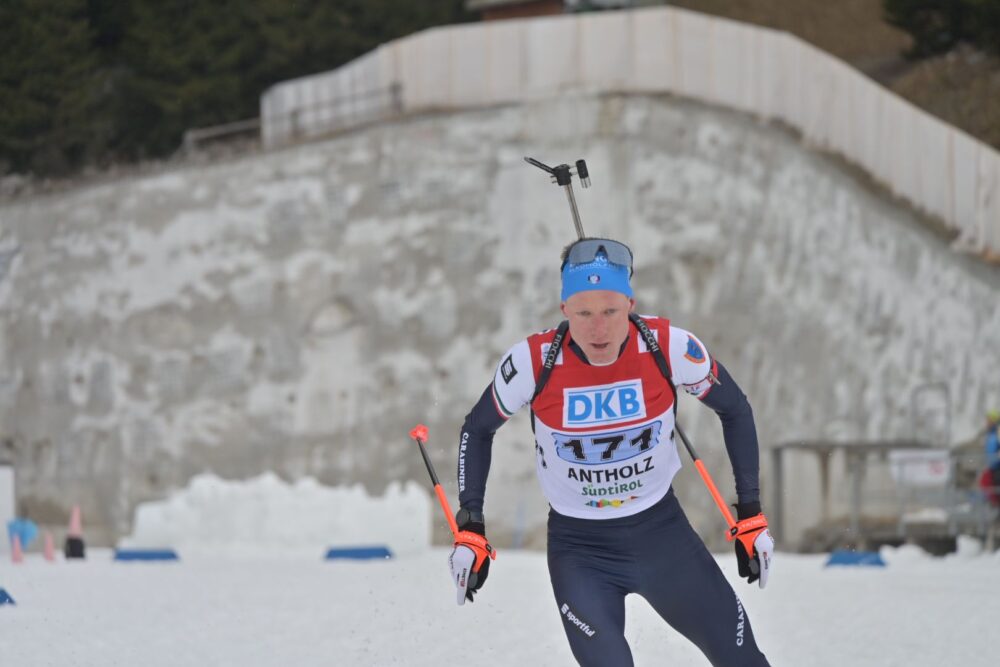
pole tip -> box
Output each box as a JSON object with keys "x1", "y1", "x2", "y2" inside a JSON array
[{"x1": 409, "y1": 424, "x2": 429, "y2": 441}]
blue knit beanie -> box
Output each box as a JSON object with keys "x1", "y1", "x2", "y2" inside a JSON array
[{"x1": 560, "y1": 250, "x2": 633, "y2": 301}]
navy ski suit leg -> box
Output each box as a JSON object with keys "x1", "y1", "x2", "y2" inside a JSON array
[
  {"x1": 547, "y1": 532, "x2": 634, "y2": 666},
  {"x1": 547, "y1": 490, "x2": 770, "y2": 667}
]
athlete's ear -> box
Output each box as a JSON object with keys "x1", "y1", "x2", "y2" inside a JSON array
[
  {"x1": 628, "y1": 298, "x2": 636, "y2": 312},
  {"x1": 560, "y1": 302, "x2": 568, "y2": 318}
]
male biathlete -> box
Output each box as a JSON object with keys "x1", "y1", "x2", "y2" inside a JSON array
[{"x1": 449, "y1": 238, "x2": 773, "y2": 666}]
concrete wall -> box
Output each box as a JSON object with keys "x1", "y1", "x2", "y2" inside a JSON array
[
  {"x1": 2, "y1": 94, "x2": 998, "y2": 549},
  {"x1": 262, "y1": 6, "x2": 1000, "y2": 261}
]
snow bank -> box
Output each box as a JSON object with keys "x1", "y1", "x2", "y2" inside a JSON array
[
  {"x1": 119, "y1": 472, "x2": 431, "y2": 557},
  {"x1": 878, "y1": 537, "x2": 1000, "y2": 565}
]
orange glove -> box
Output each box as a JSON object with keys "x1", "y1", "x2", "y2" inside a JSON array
[
  {"x1": 730, "y1": 502, "x2": 774, "y2": 589},
  {"x1": 448, "y1": 509, "x2": 496, "y2": 605}
]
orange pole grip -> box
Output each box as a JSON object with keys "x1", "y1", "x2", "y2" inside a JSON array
[{"x1": 694, "y1": 459, "x2": 737, "y2": 529}]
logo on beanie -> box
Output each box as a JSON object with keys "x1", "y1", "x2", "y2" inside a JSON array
[{"x1": 588, "y1": 274, "x2": 600, "y2": 284}]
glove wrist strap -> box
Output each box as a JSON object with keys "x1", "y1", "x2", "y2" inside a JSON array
[
  {"x1": 455, "y1": 530, "x2": 497, "y2": 566},
  {"x1": 728, "y1": 513, "x2": 768, "y2": 541},
  {"x1": 456, "y1": 508, "x2": 484, "y2": 527}
]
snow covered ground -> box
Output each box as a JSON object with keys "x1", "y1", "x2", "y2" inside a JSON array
[{"x1": 2, "y1": 476, "x2": 999, "y2": 666}]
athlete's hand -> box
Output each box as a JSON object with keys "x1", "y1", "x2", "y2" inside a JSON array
[
  {"x1": 731, "y1": 502, "x2": 773, "y2": 589},
  {"x1": 448, "y1": 509, "x2": 496, "y2": 605}
]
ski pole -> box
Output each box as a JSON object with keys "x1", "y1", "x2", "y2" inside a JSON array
[
  {"x1": 409, "y1": 424, "x2": 460, "y2": 538},
  {"x1": 675, "y1": 424, "x2": 737, "y2": 531},
  {"x1": 525, "y1": 155, "x2": 739, "y2": 535}
]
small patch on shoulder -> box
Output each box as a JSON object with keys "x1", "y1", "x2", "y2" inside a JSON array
[
  {"x1": 500, "y1": 354, "x2": 517, "y2": 384},
  {"x1": 684, "y1": 336, "x2": 706, "y2": 363}
]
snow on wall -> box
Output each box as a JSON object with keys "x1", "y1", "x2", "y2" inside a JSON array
[
  {"x1": 262, "y1": 7, "x2": 1000, "y2": 258},
  {"x1": 119, "y1": 472, "x2": 431, "y2": 556},
  {"x1": 0, "y1": 94, "x2": 997, "y2": 549}
]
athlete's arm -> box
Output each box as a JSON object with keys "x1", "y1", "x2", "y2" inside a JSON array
[
  {"x1": 697, "y1": 362, "x2": 760, "y2": 505},
  {"x1": 457, "y1": 385, "x2": 506, "y2": 512},
  {"x1": 457, "y1": 340, "x2": 535, "y2": 512},
  {"x1": 668, "y1": 327, "x2": 760, "y2": 505}
]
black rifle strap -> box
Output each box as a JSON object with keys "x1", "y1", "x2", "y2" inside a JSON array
[
  {"x1": 530, "y1": 320, "x2": 570, "y2": 403},
  {"x1": 628, "y1": 312, "x2": 678, "y2": 417},
  {"x1": 528, "y1": 320, "x2": 569, "y2": 434}
]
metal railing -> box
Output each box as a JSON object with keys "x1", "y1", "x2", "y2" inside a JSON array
[
  {"x1": 261, "y1": 82, "x2": 403, "y2": 147},
  {"x1": 772, "y1": 440, "x2": 1000, "y2": 552},
  {"x1": 181, "y1": 82, "x2": 403, "y2": 156},
  {"x1": 182, "y1": 118, "x2": 261, "y2": 154}
]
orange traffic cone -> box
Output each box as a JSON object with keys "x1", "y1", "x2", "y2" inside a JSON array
[
  {"x1": 44, "y1": 531, "x2": 55, "y2": 562},
  {"x1": 65, "y1": 505, "x2": 86, "y2": 559},
  {"x1": 11, "y1": 534, "x2": 24, "y2": 564}
]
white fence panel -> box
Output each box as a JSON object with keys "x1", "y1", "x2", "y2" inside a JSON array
[
  {"x1": 828, "y1": 58, "x2": 861, "y2": 156},
  {"x1": 771, "y1": 33, "x2": 807, "y2": 132},
  {"x1": 400, "y1": 29, "x2": 452, "y2": 110},
  {"x1": 850, "y1": 76, "x2": 885, "y2": 180},
  {"x1": 751, "y1": 30, "x2": 787, "y2": 121},
  {"x1": 481, "y1": 19, "x2": 525, "y2": 105},
  {"x1": 629, "y1": 7, "x2": 676, "y2": 92},
  {"x1": 449, "y1": 24, "x2": 492, "y2": 107},
  {"x1": 579, "y1": 12, "x2": 631, "y2": 94},
  {"x1": 979, "y1": 151, "x2": 1000, "y2": 253},
  {"x1": 674, "y1": 10, "x2": 715, "y2": 103},
  {"x1": 709, "y1": 17, "x2": 757, "y2": 114},
  {"x1": 886, "y1": 94, "x2": 921, "y2": 206},
  {"x1": 798, "y1": 42, "x2": 841, "y2": 151},
  {"x1": 523, "y1": 16, "x2": 579, "y2": 98},
  {"x1": 951, "y1": 131, "x2": 981, "y2": 247},
  {"x1": 916, "y1": 112, "x2": 953, "y2": 223}
]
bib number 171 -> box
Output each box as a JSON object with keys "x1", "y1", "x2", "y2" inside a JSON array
[{"x1": 554, "y1": 421, "x2": 662, "y2": 465}]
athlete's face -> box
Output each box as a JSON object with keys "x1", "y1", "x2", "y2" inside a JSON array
[{"x1": 561, "y1": 291, "x2": 635, "y2": 364}]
